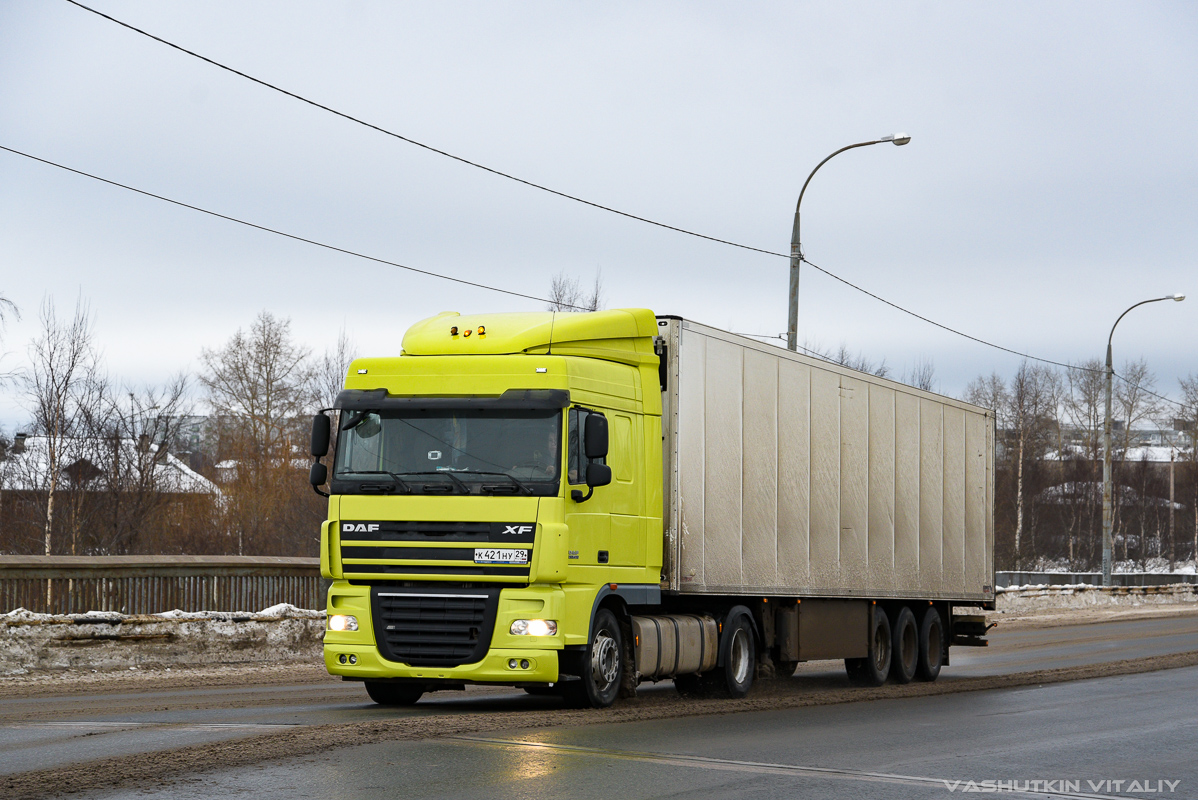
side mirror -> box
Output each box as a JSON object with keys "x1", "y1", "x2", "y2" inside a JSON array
[
  {"x1": 309, "y1": 462, "x2": 328, "y2": 488},
  {"x1": 311, "y1": 414, "x2": 331, "y2": 457},
  {"x1": 584, "y1": 414, "x2": 608, "y2": 459},
  {"x1": 586, "y1": 462, "x2": 612, "y2": 488}
]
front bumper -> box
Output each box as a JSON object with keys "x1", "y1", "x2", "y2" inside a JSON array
[
  {"x1": 323, "y1": 581, "x2": 564, "y2": 685},
  {"x1": 324, "y1": 644, "x2": 559, "y2": 684}
]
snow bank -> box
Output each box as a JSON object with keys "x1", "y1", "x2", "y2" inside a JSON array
[
  {"x1": 996, "y1": 583, "x2": 1198, "y2": 613},
  {"x1": 0, "y1": 605, "x2": 326, "y2": 675}
]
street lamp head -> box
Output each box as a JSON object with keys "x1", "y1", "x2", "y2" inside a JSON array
[
  {"x1": 879, "y1": 132, "x2": 911, "y2": 146},
  {"x1": 1169, "y1": 293, "x2": 1185, "y2": 302}
]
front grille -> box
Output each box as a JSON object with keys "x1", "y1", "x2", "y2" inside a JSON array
[{"x1": 371, "y1": 587, "x2": 500, "y2": 667}]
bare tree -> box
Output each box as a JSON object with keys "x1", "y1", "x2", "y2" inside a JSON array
[
  {"x1": 199, "y1": 311, "x2": 320, "y2": 556},
  {"x1": 547, "y1": 269, "x2": 604, "y2": 312},
  {"x1": 904, "y1": 357, "x2": 936, "y2": 392},
  {"x1": 801, "y1": 339, "x2": 890, "y2": 379},
  {"x1": 1179, "y1": 374, "x2": 1198, "y2": 564},
  {"x1": 22, "y1": 298, "x2": 101, "y2": 560},
  {"x1": 310, "y1": 328, "x2": 356, "y2": 411},
  {"x1": 0, "y1": 292, "x2": 20, "y2": 385},
  {"x1": 87, "y1": 375, "x2": 197, "y2": 554},
  {"x1": 1112, "y1": 358, "x2": 1161, "y2": 562},
  {"x1": 199, "y1": 311, "x2": 312, "y2": 460}
]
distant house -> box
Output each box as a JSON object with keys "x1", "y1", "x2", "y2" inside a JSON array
[
  {"x1": 0, "y1": 434, "x2": 218, "y2": 496},
  {"x1": 0, "y1": 434, "x2": 222, "y2": 554}
]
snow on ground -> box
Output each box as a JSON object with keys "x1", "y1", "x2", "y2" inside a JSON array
[{"x1": 0, "y1": 604, "x2": 326, "y2": 675}]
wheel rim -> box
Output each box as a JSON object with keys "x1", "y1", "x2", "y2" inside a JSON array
[
  {"x1": 729, "y1": 629, "x2": 751, "y2": 685},
  {"x1": 591, "y1": 629, "x2": 620, "y2": 689}
]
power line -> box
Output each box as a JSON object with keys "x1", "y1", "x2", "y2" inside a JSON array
[
  {"x1": 7, "y1": 140, "x2": 1191, "y2": 412},
  {"x1": 63, "y1": 0, "x2": 781, "y2": 261},
  {"x1": 41, "y1": 2, "x2": 1198, "y2": 407},
  {"x1": 64, "y1": 0, "x2": 1135, "y2": 384},
  {"x1": 0, "y1": 144, "x2": 584, "y2": 310}
]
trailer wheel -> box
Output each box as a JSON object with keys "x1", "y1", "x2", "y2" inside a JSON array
[
  {"x1": 564, "y1": 608, "x2": 624, "y2": 708},
  {"x1": 889, "y1": 606, "x2": 918, "y2": 684},
  {"x1": 364, "y1": 682, "x2": 424, "y2": 706},
  {"x1": 717, "y1": 615, "x2": 756, "y2": 698},
  {"x1": 917, "y1": 607, "x2": 944, "y2": 682},
  {"x1": 852, "y1": 607, "x2": 891, "y2": 686}
]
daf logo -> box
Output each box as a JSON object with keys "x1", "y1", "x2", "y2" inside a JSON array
[
  {"x1": 342, "y1": 523, "x2": 380, "y2": 533},
  {"x1": 502, "y1": 525, "x2": 533, "y2": 536}
]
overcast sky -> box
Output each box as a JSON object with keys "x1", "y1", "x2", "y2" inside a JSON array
[{"x1": 1, "y1": 1, "x2": 1196, "y2": 429}]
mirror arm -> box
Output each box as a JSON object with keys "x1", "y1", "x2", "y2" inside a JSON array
[{"x1": 570, "y1": 486, "x2": 594, "y2": 503}]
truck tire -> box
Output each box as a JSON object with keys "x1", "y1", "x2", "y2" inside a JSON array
[
  {"x1": 852, "y1": 607, "x2": 891, "y2": 686},
  {"x1": 364, "y1": 682, "x2": 424, "y2": 706},
  {"x1": 889, "y1": 606, "x2": 918, "y2": 684},
  {"x1": 564, "y1": 608, "x2": 624, "y2": 708},
  {"x1": 716, "y1": 614, "x2": 756, "y2": 698},
  {"x1": 917, "y1": 607, "x2": 944, "y2": 682}
]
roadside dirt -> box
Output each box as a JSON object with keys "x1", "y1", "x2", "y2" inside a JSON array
[
  {"x1": 985, "y1": 601, "x2": 1198, "y2": 631},
  {"x1": 5, "y1": 647, "x2": 1198, "y2": 798}
]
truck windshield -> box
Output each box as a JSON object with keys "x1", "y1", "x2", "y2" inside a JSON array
[{"x1": 332, "y1": 409, "x2": 562, "y2": 496}]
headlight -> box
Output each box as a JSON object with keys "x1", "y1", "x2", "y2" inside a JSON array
[
  {"x1": 510, "y1": 619, "x2": 557, "y2": 637},
  {"x1": 328, "y1": 614, "x2": 358, "y2": 632}
]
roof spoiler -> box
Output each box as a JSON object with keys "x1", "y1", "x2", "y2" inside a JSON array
[{"x1": 334, "y1": 388, "x2": 570, "y2": 411}]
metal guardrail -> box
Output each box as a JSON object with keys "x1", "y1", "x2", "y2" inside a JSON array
[
  {"x1": 0, "y1": 556, "x2": 325, "y2": 615},
  {"x1": 995, "y1": 571, "x2": 1198, "y2": 588}
]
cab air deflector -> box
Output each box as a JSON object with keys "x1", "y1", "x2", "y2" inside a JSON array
[{"x1": 335, "y1": 388, "x2": 570, "y2": 411}]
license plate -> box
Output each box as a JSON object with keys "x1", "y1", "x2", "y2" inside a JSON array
[{"x1": 473, "y1": 548, "x2": 529, "y2": 565}]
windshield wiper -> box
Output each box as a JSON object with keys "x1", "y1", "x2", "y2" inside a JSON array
[
  {"x1": 393, "y1": 471, "x2": 470, "y2": 494},
  {"x1": 341, "y1": 470, "x2": 411, "y2": 493},
  {"x1": 462, "y1": 471, "x2": 535, "y2": 496}
]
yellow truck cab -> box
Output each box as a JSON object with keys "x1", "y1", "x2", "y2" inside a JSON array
[
  {"x1": 312, "y1": 309, "x2": 995, "y2": 708},
  {"x1": 316, "y1": 309, "x2": 663, "y2": 707}
]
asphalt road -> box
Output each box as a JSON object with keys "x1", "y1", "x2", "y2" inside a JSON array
[
  {"x1": 2, "y1": 609, "x2": 1196, "y2": 796},
  {"x1": 100, "y1": 664, "x2": 1198, "y2": 800}
]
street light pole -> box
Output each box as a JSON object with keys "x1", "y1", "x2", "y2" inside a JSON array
[
  {"x1": 1101, "y1": 293, "x2": 1185, "y2": 586},
  {"x1": 787, "y1": 133, "x2": 910, "y2": 352}
]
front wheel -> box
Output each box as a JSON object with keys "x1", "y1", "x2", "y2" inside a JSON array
[{"x1": 564, "y1": 608, "x2": 624, "y2": 708}]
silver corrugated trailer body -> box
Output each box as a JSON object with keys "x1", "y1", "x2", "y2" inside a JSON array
[{"x1": 657, "y1": 317, "x2": 995, "y2": 604}]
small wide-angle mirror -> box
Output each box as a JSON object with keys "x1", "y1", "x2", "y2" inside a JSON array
[
  {"x1": 309, "y1": 462, "x2": 328, "y2": 488},
  {"x1": 586, "y1": 462, "x2": 612, "y2": 488}
]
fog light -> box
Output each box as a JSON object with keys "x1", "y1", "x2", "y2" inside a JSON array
[
  {"x1": 520, "y1": 659, "x2": 530, "y2": 669},
  {"x1": 510, "y1": 619, "x2": 557, "y2": 636},
  {"x1": 338, "y1": 654, "x2": 347, "y2": 664},
  {"x1": 508, "y1": 659, "x2": 519, "y2": 669},
  {"x1": 329, "y1": 614, "x2": 358, "y2": 632},
  {"x1": 348, "y1": 654, "x2": 357, "y2": 665}
]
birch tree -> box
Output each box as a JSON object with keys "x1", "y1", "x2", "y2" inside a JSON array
[{"x1": 23, "y1": 298, "x2": 100, "y2": 558}]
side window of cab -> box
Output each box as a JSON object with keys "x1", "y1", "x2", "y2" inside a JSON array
[{"x1": 567, "y1": 407, "x2": 606, "y2": 485}]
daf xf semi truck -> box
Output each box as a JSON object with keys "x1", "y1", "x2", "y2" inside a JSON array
[{"x1": 311, "y1": 309, "x2": 995, "y2": 708}]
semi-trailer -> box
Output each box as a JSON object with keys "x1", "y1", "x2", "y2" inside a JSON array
[{"x1": 312, "y1": 308, "x2": 995, "y2": 707}]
